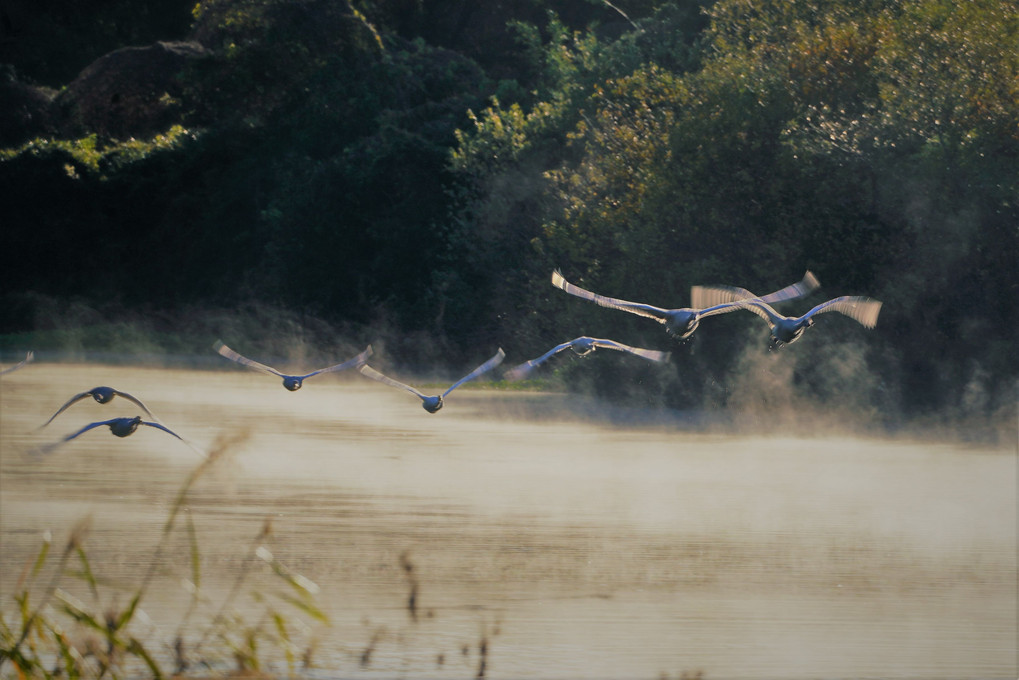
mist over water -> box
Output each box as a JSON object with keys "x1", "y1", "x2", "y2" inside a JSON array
[{"x1": 1, "y1": 361, "x2": 1016, "y2": 679}]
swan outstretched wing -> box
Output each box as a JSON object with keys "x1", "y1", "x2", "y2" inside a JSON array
[
  {"x1": 359, "y1": 364, "x2": 429, "y2": 400},
  {"x1": 63, "y1": 420, "x2": 115, "y2": 442},
  {"x1": 552, "y1": 270, "x2": 671, "y2": 322},
  {"x1": 32, "y1": 420, "x2": 116, "y2": 456},
  {"x1": 757, "y1": 270, "x2": 821, "y2": 304},
  {"x1": 214, "y1": 341, "x2": 286, "y2": 378},
  {"x1": 690, "y1": 285, "x2": 751, "y2": 309},
  {"x1": 690, "y1": 271, "x2": 820, "y2": 308},
  {"x1": 0, "y1": 351, "x2": 34, "y2": 376},
  {"x1": 694, "y1": 300, "x2": 756, "y2": 319},
  {"x1": 301, "y1": 345, "x2": 374, "y2": 379},
  {"x1": 214, "y1": 341, "x2": 285, "y2": 377},
  {"x1": 141, "y1": 420, "x2": 205, "y2": 457},
  {"x1": 803, "y1": 296, "x2": 882, "y2": 328},
  {"x1": 140, "y1": 420, "x2": 186, "y2": 441},
  {"x1": 443, "y1": 348, "x2": 506, "y2": 396},
  {"x1": 735, "y1": 299, "x2": 785, "y2": 326},
  {"x1": 39, "y1": 391, "x2": 95, "y2": 428},
  {"x1": 504, "y1": 342, "x2": 575, "y2": 380},
  {"x1": 507, "y1": 339, "x2": 668, "y2": 380},
  {"x1": 589, "y1": 338, "x2": 671, "y2": 363},
  {"x1": 113, "y1": 389, "x2": 156, "y2": 419}
]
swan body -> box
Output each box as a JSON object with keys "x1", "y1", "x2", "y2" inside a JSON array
[
  {"x1": 551, "y1": 270, "x2": 820, "y2": 339},
  {"x1": 214, "y1": 341, "x2": 373, "y2": 391},
  {"x1": 505, "y1": 337, "x2": 670, "y2": 381},
  {"x1": 358, "y1": 349, "x2": 505, "y2": 413},
  {"x1": 41, "y1": 386, "x2": 156, "y2": 428}
]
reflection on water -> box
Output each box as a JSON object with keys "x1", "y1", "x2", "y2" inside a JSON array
[{"x1": 1, "y1": 364, "x2": 1016, "y2": 679}]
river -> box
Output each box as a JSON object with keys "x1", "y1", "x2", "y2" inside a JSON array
[{"x1": 1, "y1": 362, "x2": 1015, "y2": 679}]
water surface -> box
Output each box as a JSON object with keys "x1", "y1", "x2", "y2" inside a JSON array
[{"x1": 1, "y1": 364, "x2": 1015, "y2": 678}]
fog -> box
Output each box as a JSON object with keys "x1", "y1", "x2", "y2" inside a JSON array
[{"x1": 1, "y1": 361, "x2": 1015, "y2": 679}]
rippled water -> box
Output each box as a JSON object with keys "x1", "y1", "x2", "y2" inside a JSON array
[{"x1": 1, "y1": 363, "x2": 1015, "y2": 679}]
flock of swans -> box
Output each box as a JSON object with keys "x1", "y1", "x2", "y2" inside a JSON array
[{"x1": 3, "y1": 269, "x2": 882, "y2": 455}]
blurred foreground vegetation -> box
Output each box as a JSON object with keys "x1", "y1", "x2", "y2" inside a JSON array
[
  {"x1": 0, "y1": 434, "x2": 332, "y2": 679},
  {"x1": 1, "y1": 0, "x2": 1016, "y2": 431}
]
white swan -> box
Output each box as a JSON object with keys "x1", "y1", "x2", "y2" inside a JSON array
[
  {"x1": 214, "y1": 341, "x2": 372, "y2": 391},
  {"x1": 40, "y1": 386, "x2": 157, "y2": 428},
  {"x1": 358, "y1": 349, "x2": 505, "y2": 413},
  {"x1": 33, "y1": 416, "x2": 204, "y2": 458},
  {"x1": 505, "y1": 337, "x2": 670, "y2": 381},
  {"x1": 732, "y1": 296, "x2": 882, "y2": 347}
]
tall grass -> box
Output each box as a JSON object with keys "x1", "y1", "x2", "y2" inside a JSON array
[{"x1": 0, "y1": 431, "x2": 328, "y2": 679}]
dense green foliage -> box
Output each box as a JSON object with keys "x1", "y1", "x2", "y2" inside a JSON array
[{"x1": 1, "y1": 0, "x2": 1015, "y2": 427}]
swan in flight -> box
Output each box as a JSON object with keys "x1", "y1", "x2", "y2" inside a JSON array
[
  {"x1": 358, "y1": 349, "x2": 505, "y2": 413},
  {"x1": 40, "y1": 386, "x2": 157, "y2": 428},
  {"x1": 214, "y1": 341, "x2": 373, "y2": 391},
  {"x1": 1, "y1": 351, "x2": 34, "y2": 376},
  {"x1": 33, "y1": 416, "x2": 202, "y2": 457},
  {"x1": 551, "y1": 270, "x2": 819, "y2": 339},
  {"x1": 730, "y1": 296, "x2": 882, "y2": 347},
  {"x1": 505, "y1": 337, "x2": 670, "y2": 381}
]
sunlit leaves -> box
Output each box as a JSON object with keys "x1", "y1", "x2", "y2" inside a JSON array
[
  {"x1": 704, "y1": 0, "x2": 1019, "y2": 159},
  {"x1": 872, "y1": 0, "x2": 1019, "y2": 150},
  {"x1": 448, "y1": 0, "x2": 1018, "y2": 415},
  {"x1": 452, "y1": 100, "x2": 533, "y2": 176},
  {"x1": 0, "y1": 125, "x2": 196, "y2": 178},
  {"x1": 544, "y1": 64, "x2": 684, "y2": 270}
]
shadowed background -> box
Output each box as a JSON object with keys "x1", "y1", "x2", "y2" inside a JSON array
[{"x1": 0, "y1": 0, "x2": 1016, "y2": 430}]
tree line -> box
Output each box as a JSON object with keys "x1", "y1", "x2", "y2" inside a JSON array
[{"x1": 1, "y1": 0, "x2": 1016, "y2": 428}]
